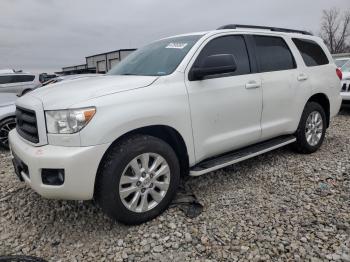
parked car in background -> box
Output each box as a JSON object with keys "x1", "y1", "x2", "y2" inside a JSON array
[
  {"x1": 9, "y1": 25, "x2": 341, "y2": 224},
  {"x1": 42, "y1": 74, "x2": 100, "y2": 86},
  {"x1": 0, "y1": 71, "x2": 42, "y2": 96},
  {"x1": 39, "y1": 73, "x2": 57, "y2": 83},
  {"x1": 335, "y1": 57, "x2": 350, "y2": 68},
  {"x1": 340, "y1": 60, "x2": 350, "y2": 105},
  {"x1": 0, "y1": 93, "x2": 17, "y2": 148}
]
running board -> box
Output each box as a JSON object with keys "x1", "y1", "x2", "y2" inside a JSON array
[{"x1": 189, "y1": 135, "x2": 296, "y2": 176}]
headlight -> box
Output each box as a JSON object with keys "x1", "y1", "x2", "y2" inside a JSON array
[{"x1": 45, "y1": 107, "x2": 96, "y2": 134}]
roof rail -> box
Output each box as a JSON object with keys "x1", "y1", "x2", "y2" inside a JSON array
[{"x1": 217, "y1": 24, "x2": 313, "y2": 36}]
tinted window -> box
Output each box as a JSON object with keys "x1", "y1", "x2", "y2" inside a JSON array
[
  {"x1": 292, "y1": 38, "x2": 329, "y2": 67},
  {"x1": 12, "y1": 75, "x2": 35, "y2": 83},
  {"x1": 193, "y1": 35, "x2": 251, "y2": 77},
  {"x1": 254, "y1": 36, "x2": 296, "y2": 72},
  {"x1": 0, "y1": 75, "x2": 35, "y2": 84},
  {"x1": 0, "y1": 75, "x2": 12, "y2": 84}
]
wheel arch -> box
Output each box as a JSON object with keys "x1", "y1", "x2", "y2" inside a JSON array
[
  {"x1": 306, "y1": 93, "x2": 330, "y2": 128},
  {"x1": 0, "y1": 115, "x2": 16, "y2": 123},
  {"x1": 94, "y1": 125, "x2": 190, "y2": 197}
]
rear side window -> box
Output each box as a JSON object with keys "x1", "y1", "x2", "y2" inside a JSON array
[
  {"x1": 292, "y1": 38, "x2": 329, "y2": 67},
  {"x1": 0, "y1": 75, "x2": 12, "y2": 84},
  {"x1": 254, "y1": 36, "x2": 296, "y2": 73},
  {"x1": 193, "y1": 35, "x2": 251, "y2": 77},
  {"x1": 0, "y1": 75, "x2": 35, "y2": 84},
  {"x1": 12, "y1": 75, "x2": 35, "y2": 83}
]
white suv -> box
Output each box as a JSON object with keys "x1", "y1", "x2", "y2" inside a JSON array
[{"x1": 9, "y1": 25, "x2": 342, "y2": 224}]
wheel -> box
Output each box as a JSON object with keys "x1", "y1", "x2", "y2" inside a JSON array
[
  {"x1": 95, "y1": 135, "x2": 180, "y2": 224},
  {"x1": 0, "y1": 117, "x2": 16, "y2": 149},
  {"x1": 293, "y1": 102, "x2": 326, "y2": 154}
]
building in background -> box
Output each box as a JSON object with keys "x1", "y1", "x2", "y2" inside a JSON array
[{"x1": 57, "y1": 48, "x2": 136, "y2": 75}]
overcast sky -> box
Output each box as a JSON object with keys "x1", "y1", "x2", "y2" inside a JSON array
[{"x1": 0, "y1": 0, "x2": 349, "y2": 73}]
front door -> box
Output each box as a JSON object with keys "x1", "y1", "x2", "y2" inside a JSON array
[{"x1": 185, "y1": 35, "x2": 263, "y2": 162}]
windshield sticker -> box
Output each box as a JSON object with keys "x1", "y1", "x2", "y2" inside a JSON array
[{"x1": 166, "y1": 43, "x2": 188, "y2": 49}]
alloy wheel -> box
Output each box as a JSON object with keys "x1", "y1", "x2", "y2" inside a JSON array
[
  {"x1": 119, "y1": 153, "x2": 171, "y2": 213},
  {"x1": 0, "y1": 119, "x2": 16, "y2": 148},
  {"x1": 305, "y1": 111, "x2": 323, "y2": 146}
]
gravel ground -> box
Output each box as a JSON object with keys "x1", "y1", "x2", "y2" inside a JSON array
[{"x1": 1, "y1": 109, "x2": 350, "y2": 262}]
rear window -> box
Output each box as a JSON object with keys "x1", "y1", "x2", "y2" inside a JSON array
[
  {"x1": 254, "y1": 36, "x2": 296, "y2": 73},
  {"x1": 292, "y1": 38, "x2": 329, "y2": 67}
]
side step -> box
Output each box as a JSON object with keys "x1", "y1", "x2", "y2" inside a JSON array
[{"x1": 189, "y1": 135, "x2": 296, "y2": 176}]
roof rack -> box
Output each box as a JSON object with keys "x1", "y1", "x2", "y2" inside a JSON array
[{"x1": 217, "y1": 24, "x2": 313, "y2": 36}]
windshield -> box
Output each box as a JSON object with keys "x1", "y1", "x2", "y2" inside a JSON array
[
  {"x1": 341, "y1": 60, "x2": 350, "y2": 73},
  {"x1": 335, "y1": 59, "x2": 350, "y2": 68},
  {"x1": 108, "y1": 35, "x2": 203, "y2": 76}
]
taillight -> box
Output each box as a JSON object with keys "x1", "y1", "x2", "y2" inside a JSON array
[{"x1": 336, "y1": 68, "x2": 342, "y2": 80}]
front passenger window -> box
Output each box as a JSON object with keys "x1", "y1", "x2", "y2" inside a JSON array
[{"x1": 192, "y1": 35, "x2": 251, "y2": 78}]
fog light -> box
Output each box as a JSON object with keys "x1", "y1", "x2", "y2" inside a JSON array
[{"x1": 41, "y1": 169, "x2": 65, "y2": 185}]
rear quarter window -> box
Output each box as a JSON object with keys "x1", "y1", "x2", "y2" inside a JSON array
[{"x1": 292, "y1": 38, "x2": 329, "y2": 67}]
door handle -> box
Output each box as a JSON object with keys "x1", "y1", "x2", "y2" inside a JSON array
[
  {"x1": 297, "y1": 73, "x2": 308, "y2": 81},
  {"x1": 245, "y1": 81, "x2": 261, "y2": 89}
]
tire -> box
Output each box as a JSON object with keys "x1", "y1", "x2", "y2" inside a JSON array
[
  {"x1": 293, "y1": 102, "x2": 327, "y2": 154},
  {"x1": 95, "y1": 135, "x2": 180, "y2": 224},
  {"x1": 0, "y1": 117, "x2": 16, "y2": 149}
]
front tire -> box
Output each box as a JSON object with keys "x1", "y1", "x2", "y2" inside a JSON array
[
  {"x1": 95, "y1": 135, "x2": 180, "y2": 224},
  {"x1": 293, "y1": 102, "x2": 326, "y2": 154},
  {"x1": 0, "y1": 117, "x2": 16, "y2": 149}
]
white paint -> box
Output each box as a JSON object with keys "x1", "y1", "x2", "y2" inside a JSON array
[{"x1": 9, "y1": 28, "x2": 342, "y2": 200}]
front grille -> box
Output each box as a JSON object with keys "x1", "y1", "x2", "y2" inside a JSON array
[
  {"x1": 342, "y1": 82, "x2": 350, "y2": 92},
  {"x1": 16, "y1": 106, "x2": 39, "y2": 143}
]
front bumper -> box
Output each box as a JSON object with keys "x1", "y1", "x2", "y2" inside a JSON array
[{"x1": 8, "y1": 130, "x2": 110, "y2": 200}]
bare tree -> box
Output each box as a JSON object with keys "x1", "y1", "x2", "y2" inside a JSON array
[{"x1": 320, "y1": 7, "x2": 350, "y2": 54}]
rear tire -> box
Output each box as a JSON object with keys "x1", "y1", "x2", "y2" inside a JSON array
[
  {"x1": 293, "y1": 102, "x2": 326, "y2": 154},
  {"x1": 95, "y1": 135, "x2": 180, "y2": 224}
]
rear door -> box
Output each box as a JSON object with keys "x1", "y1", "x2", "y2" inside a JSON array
[
  {"x1": 252, "y1": 35, "x2": 308, "y2": 139},
  {"x1": 185, "y1": 34, "x2": 263, "y2": 162}
]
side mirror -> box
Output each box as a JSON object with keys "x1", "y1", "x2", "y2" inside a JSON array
[{"x1": 190, "y1": 54, "x2": 237, "y2": 81}]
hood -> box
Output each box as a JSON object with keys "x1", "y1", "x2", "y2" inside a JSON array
[
  {"x1": 0, "y1": 93, "x2": 17, "y2": 107},
  {"x1": 28, "y1": 75, "x2": 158, "y2": 109}
]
